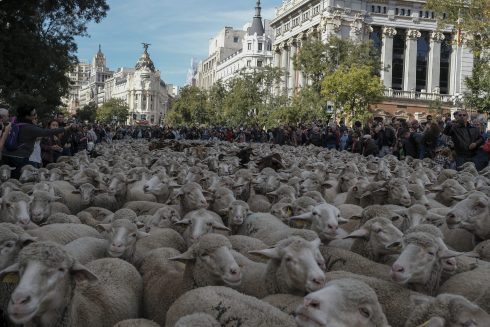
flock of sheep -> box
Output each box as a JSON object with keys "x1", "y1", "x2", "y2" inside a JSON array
[{"x1": 0, "y1": 138, "x2": 490, "y2": 326}]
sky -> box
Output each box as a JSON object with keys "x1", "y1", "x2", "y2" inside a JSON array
[{"x1": 75, "y1": 0, "x2": 283, "y2": 87}]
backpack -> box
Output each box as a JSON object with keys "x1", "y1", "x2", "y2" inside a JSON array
[{"x1": 5, "y1": 123, "x2": 26, "y2": 151}]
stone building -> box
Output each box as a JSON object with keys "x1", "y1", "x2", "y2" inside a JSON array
[
  {"x1": 103, "y1": 44, "x2": 171, "y2": 125},
  {"x1": 215, "y1": 1, "x2": 275, "y2": 83},
  {"x1": 270, "y1": 0, "x2": 474, "y2": 114}
]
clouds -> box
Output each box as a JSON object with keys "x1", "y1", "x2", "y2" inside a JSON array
[{"x1": 76, "y1": 0, "x2": 282, "y2": 86}]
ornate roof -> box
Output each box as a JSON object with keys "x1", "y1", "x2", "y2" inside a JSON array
[
  {"x1": 135, "y1": 43, "x2": 156, "y2": 72},
  {"x1": 248, "y1": 0, "x2": 265, "y2": 36}
]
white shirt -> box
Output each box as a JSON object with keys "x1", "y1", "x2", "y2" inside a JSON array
[{"x1": 29, "y1": 139, "x2": 42, "y2": 163}]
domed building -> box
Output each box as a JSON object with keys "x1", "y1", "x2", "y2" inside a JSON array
[{"x1": 103, "y1": 44, "x2": 171, "y2": 125}]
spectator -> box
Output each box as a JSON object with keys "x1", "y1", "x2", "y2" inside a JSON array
[
  {"x1": 2, "y1": 105, "x2": 71, "y2": 178},
  {"x1": 41, "y1": 120, "x2": 64, "y2": 166},
  {"x1": 401, "y1": 129, "x2": 418, "y2": 159},
  {"x1": 422, "y1": 122, "x2": 440, "y2": 159},
  {"x1": 28, "y1": 116, "x2": 42, "y2": 168},
  {"x1": 362, "y1": 134, "x2": 378, "y2": 156},
  {"x1": 434, "y1": 146, "x2": 456, "y2": 170},
  {"x1": 444, "y1": 109, "x2": 485, "y2": 170},
  {"x1": 0, "y1": 108, "x2": 12, "y2": 159}
]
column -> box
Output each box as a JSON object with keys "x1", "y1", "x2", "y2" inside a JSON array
[
  {"x1": 145, "y1": 92, "x2": 149, "y2": 112},
  {"x1": 273, "y1": 45, "x2": 282, "y2": 95},
  {"x1": 449, "y1": 33, "x2": 462, "y2": 95},
  {"x1": 403, "y1": 29, "x2": 421, "y2": 91},
  {"x1": 427, "y1": 31, "x2": 444, "y2": 93},
  {"x1": 281, "y1": 43, "x2": 289, "y2": 93},
  {"x1": 297, "y1": 39, "x2": 304, "y2": 89},
  {"x1": 288, "y1": 39, "x2": 296, "y2": 95},
  {"x1": 381, "y1": 26, "x2": 396, "y2": 89}
]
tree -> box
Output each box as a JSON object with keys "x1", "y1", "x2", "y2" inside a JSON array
[
  {"x1": 294, "y1": 36, "x2": 382, "y2": 93},
  {"x1": 464, "y1": 56, "x2": 490, "y2": 112},
  {"x1": 271, "y1": 87, "x2": 325, "y2": 125},
  {"x1": 0, "y1": 0, "x2": 109, "y2": 118},
  {"x1": 165, "y1": 86, "x2": 209, "y2": 126},
  {"x1": 321, "y1": 64, "x2": 384, "y2": 122},
  {"x1": 96, "y1": 99, "x2": 129, "y2": 124},
  {"x1": 207, "y1": 80, "x2": 228, "y2": 126},
  {"x1": 75, "y1": 102, "x2": 97, "y2": 122},
  {"x1": 425, "y1": 0, "x2": 490, "y2": 51}
]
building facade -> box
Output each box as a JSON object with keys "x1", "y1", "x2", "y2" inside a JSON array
[
  {"x1": 215, "y1": 1, "x2": 275, "y2": 83},
  {"x1": 270, "y1": 0, "x2": 473, "y2": 103},
  {"x1": 196, "y1": 1, "x2": 275, "y2": 89},
  {"x1": 78, "y1": 46, "x2": 114, "y2": 108},
  {"x1": 103, "y1": 45, "x2": 171, "y2": 125},
  {"x1": 65, "y1": 61, "x2": 91, "y2": 114}
]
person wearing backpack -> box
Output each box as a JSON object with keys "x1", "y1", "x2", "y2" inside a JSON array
[{"x1": 1, "y1": 105, "x2": 72, "y2": 178}]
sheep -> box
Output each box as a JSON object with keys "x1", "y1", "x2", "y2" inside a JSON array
[
  {"x1": 446, "y1": 191, "x2": 490, "y2": 242},
  {"x1": 291, "y1": 196, "x2": 317, "y2": 215},
  {"x1": 143, "y1": 175, "x2": 172, "y2": 203},
  {"x1": 123, "y1": 201, "x2": 167, "y2": 216},
  {"x1": 323, "y1": 271, "x2": 428, "y2": 327},
  {"x1": 210, "y1": 187, "x2": 236, "y2": 217},
  {"x1": 171, "y1": 182, "x2": 209, "y2": 216},
  {"x1": 0, "y1": 181, "x2": 21, "y2": 197},
  {"x1": 0, "y1": 165, "x2": 15, "y2": 183},
  {"x1": 0, "y1": 223, "x2": 36, "y2": 271},
  {"x1": 228, "y1": 235, "x2": 268, "y2": 263},
  {"x1": 392, "y1": 204, "x2": 428, "y2": 232},
  {"x1": 225, "y1": 200, "x2": 249, "y2": 233},
  {"x1": 390, "y1": 232, "x2": 459, "y2": 296},
  {"x1": 29, "y1": 191, "x2": 70, "y2": 224},
  {"x1": 79, "y1": 207, "x2": 114, "y2": 222},
  {"x1": 174, "y1": 208, "x2": 230, "y2": 246},
  {"x1": 28, "y1": 223, "x2": 102, "y2": 245},
  {"x1": 470, "y1": 239, "x2": 490, "y2": 261},
  {"x1": 247, "y1": 188, "x2": 272, "y2": 213},
  {"x1": 73, "y1": 183, "x2": 119, "y2": 212},
  {"x1": 237, "y1": 212, "x2": 318, "y2": 246},
  {"x1": 19, "y1": 165, "x2": 39, "y2": 183},
  {"x1": 404, "y1": 293, "x2": 490, "y2": 327},
  {"x1": 289, "y1": 203, "x2": 349, "y2": 242},
  {"x1": 64, "y1": 237, "x2": 109, "y2": 264},
  {"x1": 144, "y1": 205, "x2": 181, "y2": 233},
  {"x1": 0, "y1": 242, "x2": 142, "y2": 326},
  {"x1": 139, "y1": 247, "x2": 185, "y2": 326},
  {"x1": 113, "y1": 319, "x2": 161, "y2": 327},
  {"x1": 46, "y1": 212, "x2": 82, "y2": 224},
  {"x1": 174, "y1": 313, "x2": 219, "y2": 327},
  {"x1": 319, "y1": 245, "x2": 392, "y2": 281},
  {"x1": 267, "y1": 184, "x2": 297, "y2": 203},
  {"x1": 345, "y1": 217, "x2": 403, "y2": 263},
  {"x1": 165, "y1": 286, "x2": 295, "y2": 327},
  {"x1": 270, "y1": 202, "x2": 293, "y2": 222},
  {"x1": 0, "y1": 191, "x2": 35, "y2": 228},
  {"x1": 430, "y1": 179, "x2": 467, "y2": 207},
  {"x1": 295, "y1": 278, "x2": 390, "y2": 327},
  {"x1": 49, "y1": 180, "x2": 83, "y2": 214},
  {"x1": 247, "y1": 237, "x2": 326, "y2": 296}
]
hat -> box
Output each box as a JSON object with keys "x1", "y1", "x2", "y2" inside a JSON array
[{"x1": 362, "y1": 134, "x2": 371, "y2": 139}]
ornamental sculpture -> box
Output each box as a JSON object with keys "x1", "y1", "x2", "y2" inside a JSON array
[
  {"x1": 430, "y1": 31, "x2": 445, "y2": 42},
  {"x1": 382, "y1": 26, "x2": 397, "y2": 38},
  {"x1": 330, "y1": 10, "x2": 343, "y2": 33},
  {"x1": 406, "y1": 29, "x2": 421, "y2": 40},
  {"x1": 350, "y1": 13, "x2": 365, "y2": 35}
]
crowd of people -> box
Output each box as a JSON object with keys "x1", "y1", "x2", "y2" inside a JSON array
[{"x1": 1, "y1": 104, "x2": 489, "y2": 177}]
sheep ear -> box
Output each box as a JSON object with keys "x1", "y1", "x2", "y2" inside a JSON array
[
  {"x1": 249, "y1": 247, "x2": 281, "y2": 260},
  {"x1": 173, "y1": 219, "x2": 191, "y2": 226},
  {"x1": 429, "y1": 185, "x2": 443, "y2": 192},
  {"x1": 451, "y1": 194, "x2": 467, "y2": 201},
  {"x1": 439, "y1": 249, "x2": 465, "y2": 259},
  {"x1": 137, "y1": 231, "x2": 150, "y2": 239},
  {"x1": 19, "y1": 235, "x2": 37, "y2": 247},
  {"x1": 95, "y1": 224, "x2": 112, "y2": 233},
  {"x1": 213, "y1": 222, "x2": 231, "y2": 231},
  {"x1": 310, "y1": 238, "x2": 321, "y2": 248},
  {"x1": 338, "y1": 217, "x2": 349, "y2": 225},
  {"x1": 410, "y1": 294, "x2": 432, "y2": 307},
  {"x1": 289, "y1": 212, "x2": 312, "y2": 222},
  {"x1": 344, "y1": 228, "x2": 369, "y2": 240},
  {"x1": 71, "y1": 262, "x2": 98, "y2": 283},
  {"x1": 72, "y1": 190, "x2": 80, "y2": 194},
  {"x1": 464, "y1": 251, "x2": 480, "y2": 258},
  {"x1": 0, "y1": 263, "x2": 20, "y2": 281},
  {"x1": 169, "y1": 250, "x2": 195, "y2": 262},
  {"x1": 49, "y1": 195, "x2": 62, "y2": 202}
]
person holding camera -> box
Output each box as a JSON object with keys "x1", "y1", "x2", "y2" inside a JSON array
[
  {"x1": 2, "y1": 105, "x2": 74, "y2": 178},
  {"x1": 0, "y1": 108, "x2": 12, "y2": 158}
]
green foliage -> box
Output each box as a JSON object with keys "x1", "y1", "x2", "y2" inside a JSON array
[
  {"x1": 321, "y1": 64, "x2": 384, "y2": 121},
  {"x1": 294, "y1": 36, "x2": 382, "y2": 93},
  {"x1": 96, "y1": 99, "x2": 129, "y2": 124},
  {"x1": 75, "y1": 102, "x2": 98, "y2": 122},
  {"x1": 0, "y1": 0, "x2": 109, "y2": 118},
  {"x1": 165, "y1": 86, "x2": 209, "y2": 127},
  {"x1": 464, "y1": 56, "x2": 490, "y2": 112},
  {"x1": 271, "y1": 87, "x2": 325, "y2": 125},
  {"x1": 425, "y1": 0, "x2": 490, "y2": 51}
]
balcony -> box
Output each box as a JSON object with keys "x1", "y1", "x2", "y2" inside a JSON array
[{"x1": 384, "y1": 89, "x2": 452, "y2": 103}]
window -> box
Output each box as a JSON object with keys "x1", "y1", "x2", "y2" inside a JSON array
[
  {"x1": 400, "y1": 9, "x2": 405, "y2": 15},
  {"x1": 313, "y1": 5, "x2": 320, "y2": 16},
  {"x1": 377, "y1": 6, "x2": 381, "y2": 13},
  {"x1": 425, "y1": 11, "x2": 429, "y2": 18},
  {"x1": 257, "y1": 60, "x2": 263, "y2": 67},
  {"x1": 407, "y1": 9, "x2": 411, "y2": 16},
  {"x1": 258, "y1": 43, "x2": 263, "y2": 51},
  {"x1": 395, "y1": 8, "x2": 399, "y2": 15},
  {"x1": 234, "y1": 37, "x2": 239, "y2": 43},
  {"x1": 431, "y1": 12, "x2": 435, "y2": 19},
  {"x1": 383, "y1": 7, "x2": 387, "y2": 14},
  {"x1": 247, "y1": 60, "x2": 251, "y2": 67},
  {"x1": 419, "y1": 10, "x2": 423, "y2": 17},
  {"x1": 248, "y1": 43, "x2": 252, "y2": 50}
]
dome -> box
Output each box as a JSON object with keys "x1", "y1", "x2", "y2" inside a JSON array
[{"x1": 135, "y1": 43, "x2": 156, "y2": 73}]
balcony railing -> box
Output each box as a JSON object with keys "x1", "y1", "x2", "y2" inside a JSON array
[{"x1": 384, "y1": 89, "x2": 452, "y2": 102}]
